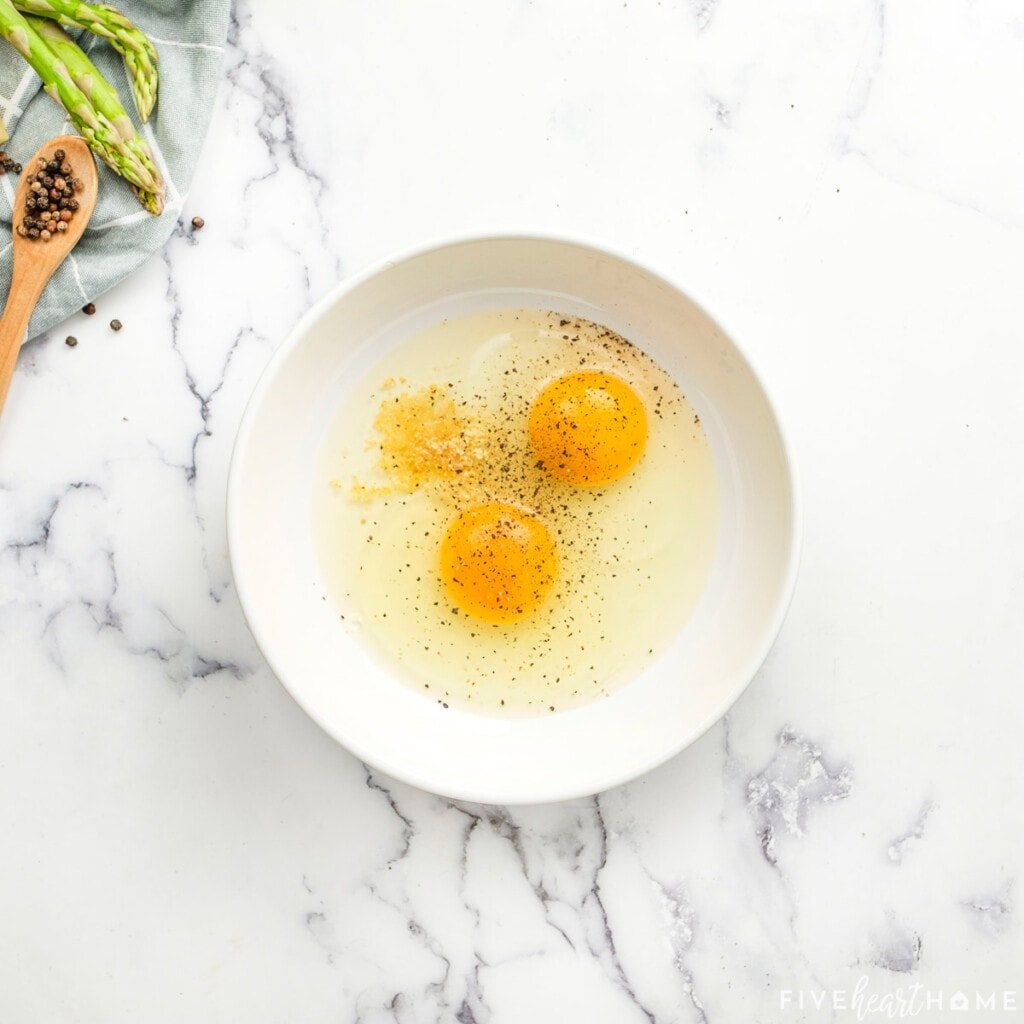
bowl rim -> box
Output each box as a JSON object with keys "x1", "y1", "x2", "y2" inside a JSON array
[{"x1": 226, "y1": 229, "x2": 803, "y2": 804}]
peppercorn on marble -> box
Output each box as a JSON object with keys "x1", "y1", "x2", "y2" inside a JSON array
[{"x1": 0, "y1": 0, "x2": 1022, "y2": 1020}]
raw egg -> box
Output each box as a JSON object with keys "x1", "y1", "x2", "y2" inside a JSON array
[
  {"x1": 315, "y1": 309, "x2": 719, "y2": 716},
  {"x1": 529, "y1": 370, "x2": 648, "y2": 487},
  {"x1": 440, "y1": 502, "x2": 557, "y2": 624}
]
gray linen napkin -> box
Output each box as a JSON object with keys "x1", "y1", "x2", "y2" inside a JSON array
[{"x1": 0, "y1": 0, "x2": 229, "y2": 338}]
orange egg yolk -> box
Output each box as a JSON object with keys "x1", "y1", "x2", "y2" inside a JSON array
[
  {"x1": 440, "y1": 502, "x2": 558, "y2": 624},
  {"x1": 528, "y1": 371, "x2": 648, "y2": 487}
]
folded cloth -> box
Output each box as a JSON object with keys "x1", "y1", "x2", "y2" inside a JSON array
[{"x1": 0, "y1": 0, "x2": 229, "y2": 338}]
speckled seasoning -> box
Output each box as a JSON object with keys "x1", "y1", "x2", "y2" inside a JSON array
[{"x1": 314, "y1": 309, "x2": 719, "y2": 717}]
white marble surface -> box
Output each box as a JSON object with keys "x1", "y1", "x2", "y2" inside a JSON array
[{"x1": 1, "y1": 1, "x2": 1022, "y2": 1020}]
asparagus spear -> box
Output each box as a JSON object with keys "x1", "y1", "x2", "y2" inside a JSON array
[
  {"x1": 29, "y1": 14, "x2": 162, "y2": 212},
  {"x1": 0, "y1": 0, "x2": 163, "y2": 207},
  {"x1": 13, "y1": 0, "x2": 156, "y2": 120}
]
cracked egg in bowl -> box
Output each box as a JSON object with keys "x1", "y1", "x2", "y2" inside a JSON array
[
  {"x1": 228, "y1": 235, "x2": 798, "y2": 803},
  {"x1": 314, "y1": 309, "x2": 719, "y2": 716}
]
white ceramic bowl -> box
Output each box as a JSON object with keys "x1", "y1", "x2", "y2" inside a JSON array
[{"x1": 228, "y1": 234, "x2": 799, "y2": 804}]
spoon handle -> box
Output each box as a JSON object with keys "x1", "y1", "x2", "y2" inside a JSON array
[{"x1": 0, "y1": 256, "x2": 53, "y2": 413}]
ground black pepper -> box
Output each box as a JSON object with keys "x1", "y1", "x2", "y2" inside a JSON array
[{"x1": 336, "y1": 309, "x2": 699, "y2": 715}]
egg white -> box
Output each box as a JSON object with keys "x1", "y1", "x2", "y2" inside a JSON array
[{"x1": 314, "y1": 309, "x2": 719, "y2": 716}]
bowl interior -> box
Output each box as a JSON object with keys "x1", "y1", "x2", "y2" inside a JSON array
[{"x1": 228, "y1": 236, "x2": 797, "y2": 803}]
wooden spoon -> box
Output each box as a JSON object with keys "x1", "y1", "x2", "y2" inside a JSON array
[{"x1": 0, "y1": 134, "x2": 99, "y2": 415}]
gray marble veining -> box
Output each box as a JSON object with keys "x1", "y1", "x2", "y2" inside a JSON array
[{"x1": 0, "y1": 0, "x2": 1021, "y2": 1020}]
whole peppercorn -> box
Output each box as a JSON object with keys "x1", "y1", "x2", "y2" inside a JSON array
[
  {"x1": 65, "y1": 335, "x2": 77, "y2": 347},
  {"x1": 191, "y1": 215, "x2": 205, "y2": 230},
  {"x1": 19, "y1": 149, "x2": 81, "y2": 243},
  {"x1": 110, "y1": 319, "x2": 123, "y2": 332},
  {"x1": 82, "y1": 302, "x2": 96, "y2": 315}
]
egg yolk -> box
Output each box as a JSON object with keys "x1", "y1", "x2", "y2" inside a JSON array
[
  {"x1": 528, "y1": 371, "x2": 648, "y2": 487},
  {"x1": 440, "y1": 502, "x2": 557, "y2": 624}
]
